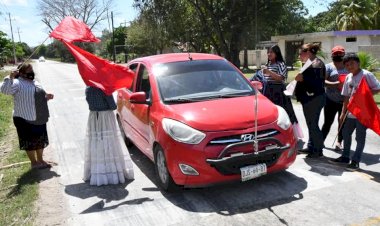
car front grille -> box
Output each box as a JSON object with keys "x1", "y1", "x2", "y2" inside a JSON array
[{"x1": 208, "y1": 129, "x2": 279, "y2": 146}]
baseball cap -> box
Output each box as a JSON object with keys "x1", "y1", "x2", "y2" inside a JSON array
[{"x1": 331, "y1": 45, "x2": 345, "y2": 55}]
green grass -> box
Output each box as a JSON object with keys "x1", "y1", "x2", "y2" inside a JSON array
[
  {"x1": 0, "y1": 72, "x2": 13, "y2": 138},
  {"x1": 0, "y1": 70, "x2": 38, "y2": 226}
]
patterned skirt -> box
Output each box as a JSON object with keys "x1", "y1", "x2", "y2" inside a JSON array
[
  {"x1": 13, "y1": 117, "x2": 49, "y2": 151},
  {"x1": 83, "y1": 110, "x2": 134, "y2": 186},
  {"x1": 263, "y1": 82, "x2": 298, "y2": 124}
]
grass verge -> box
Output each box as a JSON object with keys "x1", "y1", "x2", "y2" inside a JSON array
[{"x1": 0, "y1": 69, "x2": 38, "y2": 226}]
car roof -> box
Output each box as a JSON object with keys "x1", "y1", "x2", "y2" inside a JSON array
[{"x1": 129, "y1": 53, "x2": 225, "y2": 65}]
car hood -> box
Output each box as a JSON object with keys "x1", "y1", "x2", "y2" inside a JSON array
[{"x1": 163, "y1": 95, "x2": 278, "y2": 131}]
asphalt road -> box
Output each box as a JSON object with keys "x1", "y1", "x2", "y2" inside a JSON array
[{"x1": 32, "y1": 60, "x2": 380, "y2": 226}]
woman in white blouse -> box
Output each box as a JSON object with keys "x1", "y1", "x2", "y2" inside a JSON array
[{"x1": 0, "y1": 63, "x2": 54, "y2": 169}]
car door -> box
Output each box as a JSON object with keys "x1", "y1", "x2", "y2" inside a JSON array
[
  {"x1": 118, "y1": 63, "x2": 138, "y2": 143},
  {"x1": 129, "y1": 64, "x2": 152, "y2": 158}
]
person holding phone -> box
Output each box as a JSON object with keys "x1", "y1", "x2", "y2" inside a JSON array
[{"x1": 0, "y1": 63, "x2": 54, "y2": 169}]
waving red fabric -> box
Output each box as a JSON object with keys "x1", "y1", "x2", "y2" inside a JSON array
[
  {"x1": 62, "y1": 41, "x2": 134, "y2": 95},
  {"x1": 50, "y1": 17, "x2": 134, "y2": 95},
  {"x1": 347, "y1": 78, "x2": 380, "y2": 136},
  {"x1": 50, "y1": 16, "x2": 100, "y2": 43}
]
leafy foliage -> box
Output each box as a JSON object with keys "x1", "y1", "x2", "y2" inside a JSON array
[
  {"x1": 130, "y1": 0, "x2": 308, "y2": 67},
  {"x1": 357, "y1": 51, "x2": 379, "y2": 71}
]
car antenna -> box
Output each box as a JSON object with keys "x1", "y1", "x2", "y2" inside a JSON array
[{"x1": 186, "y1": 42, "x2": 193, "y2": 60}]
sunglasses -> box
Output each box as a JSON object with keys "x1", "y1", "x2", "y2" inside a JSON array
[{"x1": 300, "y1": 49, "x2": 308, "y2": 53}]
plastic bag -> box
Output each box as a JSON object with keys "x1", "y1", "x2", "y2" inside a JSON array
[{"x1": 293, "y1": 122, "x2": 304, "y2": 139}]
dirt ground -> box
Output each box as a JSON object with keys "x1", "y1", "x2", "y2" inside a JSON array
[
  {"x1": 0, "y1": 128, "x2": 69, "y2": 226},
  {"x1": 33, "y1": 145, "x2": 70, "y2": 226}
]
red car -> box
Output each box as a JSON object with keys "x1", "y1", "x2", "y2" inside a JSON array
[{"x1": 116, "y1": 53, "x2": 297, "y2": 191}]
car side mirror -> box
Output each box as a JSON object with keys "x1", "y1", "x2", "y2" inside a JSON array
[
  {"x1": 251, "y1": 81, "x2": 263, "y2": 91},
  {"x1": 130, "y1": 92, "x2": 149, "y2": 104}
]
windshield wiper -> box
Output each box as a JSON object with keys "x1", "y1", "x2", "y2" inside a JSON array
[
  {"x1": 165, "y1": 98, "x2": 202, "y2": 103},
  {"x1": 214, "y1": 93, "x2": 251, "y2": 98}
]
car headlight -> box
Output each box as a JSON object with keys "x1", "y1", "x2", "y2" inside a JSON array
[
  {"x1": 276, "y1": 105, "x2": 291, "y2": 130},
  {"x1": 162, "y1": 118, "x2": 206, "y2": 144}
]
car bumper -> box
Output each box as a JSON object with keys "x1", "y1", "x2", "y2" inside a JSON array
[
  {"x1": 162, "y1": 128, "x2": 297, "y2": 187},
  {"x1": 205, "y1": 137, "x2": 291, "y2": 175}
]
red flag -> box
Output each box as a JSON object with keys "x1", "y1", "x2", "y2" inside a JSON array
[
  {"x1": 347, "y1": 78, "x2": 380, "y2": 136},
  {"x1": 338, "y1": 74, "x2": 347, "y2": 91},
  {"x1": 50, "y1": 16, "x2": 100, "y2": 43},
  {"x1": 62, "y1": 41, "x2": 134, "y2": 95}
]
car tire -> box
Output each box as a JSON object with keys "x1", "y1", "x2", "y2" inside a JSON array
[
  {"x1": 154, "y1": 145, "x2": 177, "y2": 191},
  {"x1": 116, "y1": 115, "x2": 132, "y2": 147}
]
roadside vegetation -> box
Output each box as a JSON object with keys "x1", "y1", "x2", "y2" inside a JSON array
[{"x1": 0, "y1": 70, "x2": 38, "y2": 226}]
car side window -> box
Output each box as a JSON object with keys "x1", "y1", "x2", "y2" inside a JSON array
[
  {"x1": 136, "y1": 65, "x2": 151, "y2": 99},
  {"x1": 127, "y1": 63, "x2": 139, "y2": 91}
]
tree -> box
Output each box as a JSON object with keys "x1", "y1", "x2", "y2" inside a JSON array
[
  {"x1": 134, "y1": 0, "x2": 307, "y2": 67},
  {"x1": 106, "y1": 26, "x2": 127, "y2": 62},
  {"x1": 126, "y1": 20, "x2": 159, "y2": 57},
  {"x1": 0, "y1": 31, "x2": 12, "y2": 63},
  {"x1": 336, "y1": 1, "x2": 372, "y2": 30},
  {"x1": 37, "y1": 0, "x2": 114, "y2": 31},
  {"x1": 36, "y1": 44, "x2": 47, "y2": 58}
]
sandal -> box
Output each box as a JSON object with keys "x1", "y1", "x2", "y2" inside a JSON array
[
  {"x1": 39, "y1": 161, "x2": 52, "y2": 169},
  {"x1": 31, "y1": 162, "x2": 52, "y2": 170}
]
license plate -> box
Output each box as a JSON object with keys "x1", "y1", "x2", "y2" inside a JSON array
[{"x1": 240, "y1": 164, "x2": 267, "y2": 181}]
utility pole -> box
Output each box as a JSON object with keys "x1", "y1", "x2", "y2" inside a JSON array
[
  {"x1": 255, "y1": 0, "x2": 258, "y2": 47},
  {"x1": 17, "y1": 27, "x2": 22, "y2": 43},
  {"x1": 8, "y1": 13, "x2": 17, "y2": 65},
  {"x1": 111, "y1": 11, "x2": 116, "y2": 62},
  {"x1": 120, "y1": 20, "x2": 128, "y2": 63}
]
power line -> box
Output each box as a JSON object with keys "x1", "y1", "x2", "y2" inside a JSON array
[{"x1": 0, "y1": 0, "x2": 10, "y2": 14}]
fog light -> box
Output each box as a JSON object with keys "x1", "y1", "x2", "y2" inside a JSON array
[{"x1": 179, "y1": 164, "x2": 199, "y2": 175}]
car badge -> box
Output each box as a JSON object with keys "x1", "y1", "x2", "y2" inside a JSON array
[{"x1": 241, "y1": 134, "x2": 254, "y2": 142}]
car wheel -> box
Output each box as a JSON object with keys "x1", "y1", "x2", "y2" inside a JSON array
[
  {"x1": 116, "y1": 115, "x2": 132, "y2": 147},
  {"x1": 154, "y1": 145, "x2": 176, "y2": 191}
]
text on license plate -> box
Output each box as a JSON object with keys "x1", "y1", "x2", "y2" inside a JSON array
[{"x1": 240, "y1": 164, "x2": 267, "y2": 182}]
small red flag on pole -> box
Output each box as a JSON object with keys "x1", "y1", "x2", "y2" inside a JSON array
[{"x1": 347, "y1": 78, "x2": 380, "y2": 136}]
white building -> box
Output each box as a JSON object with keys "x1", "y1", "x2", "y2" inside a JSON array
[
  {"x1": 271, "y1": 30, "x2": 380, "y2": 65},
  {"x1": 241, "y1": 30, "x2": 380, "y2": 68}
]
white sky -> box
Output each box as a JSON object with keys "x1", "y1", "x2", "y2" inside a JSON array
[{"x1": 0, "y1": 0, "x2": 138, "y2": 47}]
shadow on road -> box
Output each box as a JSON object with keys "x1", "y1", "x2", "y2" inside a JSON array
[
  {"x1": 64, "y1": 180, "x2": 145, "y2": 214},
  {"x1": 7, "y1": 168, "x2": 60, "y2": 198},
  {"x1": 355, "y1": 168, "x2": 380, "y2": 184},
  {"x1": 129, "y1": 144, "x2": 308, "y2": 219},
  {"x1": 302, "y1": 155, "x2": 346, "y2": 176},
  {"x1": 79, "y1": 197, "x2": 154, "y2": 214},
  {"x1": 64, "y1": 181, "x2": 132, "y2": 202},
  {"x1": 324, "y1": 147, "x2": 380, "y2": 166}
]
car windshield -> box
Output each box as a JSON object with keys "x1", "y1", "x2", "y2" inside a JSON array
[{"x1": 155, "y1": 60, "x2": 255, "y2": 103}]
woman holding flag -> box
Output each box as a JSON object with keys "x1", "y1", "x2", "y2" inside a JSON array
[
  {"x1": 83, "y1": 86, "x2": 134, "y2": 186},
  {"x1": 330, "y1": 53, "x2": 380, "y2": 170}
]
